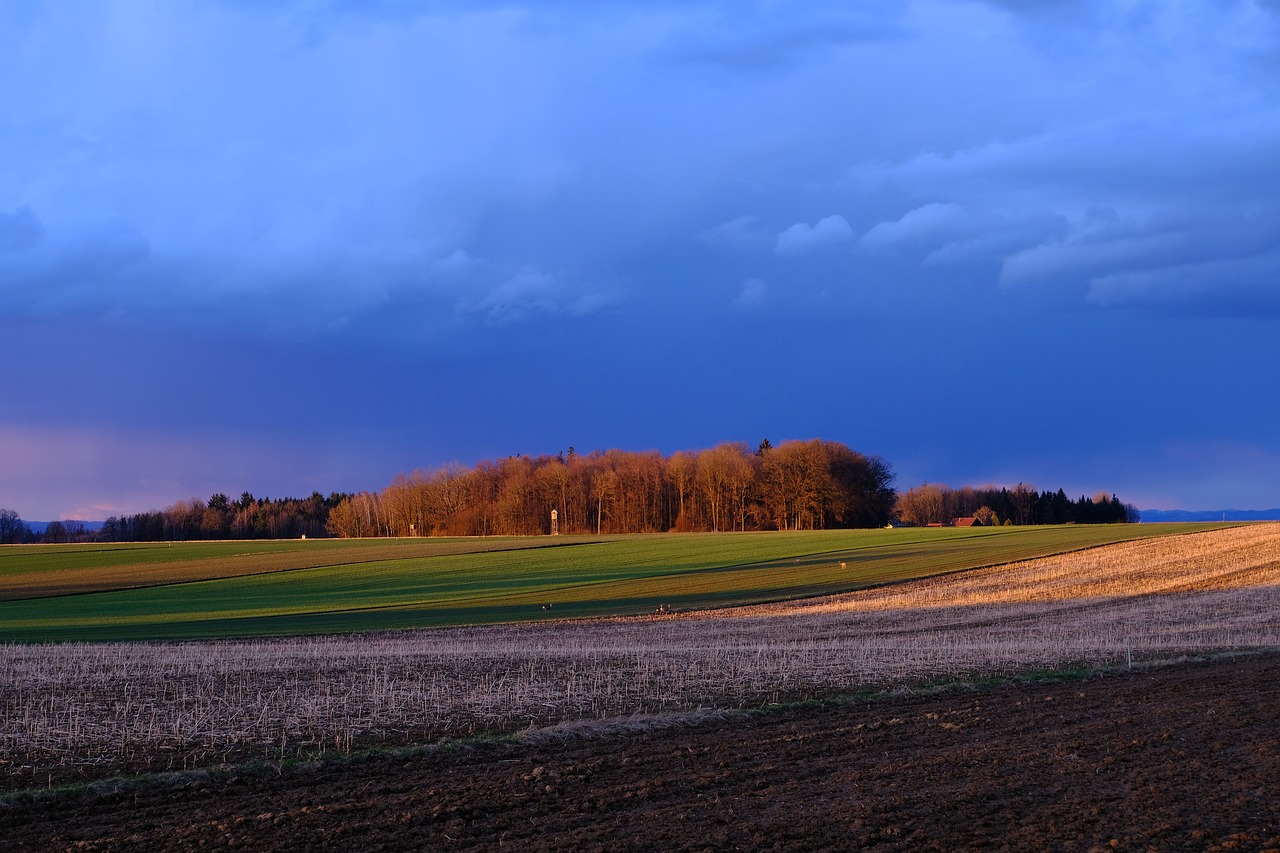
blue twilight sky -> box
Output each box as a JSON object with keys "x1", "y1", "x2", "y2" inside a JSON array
[{"x1": 3, "y1": 0, "x2": 1280, "y2": 521}]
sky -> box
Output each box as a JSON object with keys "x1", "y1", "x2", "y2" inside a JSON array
[{"x1": 3, "y1": 0, "x2": 1280, "y2": 521}]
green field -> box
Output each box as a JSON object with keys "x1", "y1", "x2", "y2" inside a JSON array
[{"x1": 0, "y1": 525, "x2": 1228, "y2": 642}]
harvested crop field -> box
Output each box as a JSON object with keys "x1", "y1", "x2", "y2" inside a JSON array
[{"x1": 2, "y1": 653, "x2": 1278, "y2": 851}]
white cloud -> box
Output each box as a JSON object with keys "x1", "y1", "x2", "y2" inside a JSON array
[
  {"x1": 775, "y1": 215, "x2": 853, "y2": 255},
  {"x1": 999, "y1": 232, "x2": 1185, "y2": 289},
  {"x1": 850, "y1": 202, "x2": 1067, "y2": 269},
  {"x1": 857, "y1": 202, "x2": 968, "y2": 252}
]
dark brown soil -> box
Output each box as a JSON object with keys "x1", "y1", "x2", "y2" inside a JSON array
[{"x1": 2, "y1": 654, "x2": 1278, "y2": 852}]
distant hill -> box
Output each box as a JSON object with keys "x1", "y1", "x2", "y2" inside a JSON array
[
  {"x1": 26, "y1": 520, "x2": 105, "y2": 535},
  {"x1": 1139, "y1": 508, "x2": 1280, "y2": 523}
]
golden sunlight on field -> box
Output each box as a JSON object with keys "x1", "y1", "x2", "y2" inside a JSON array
[
  {"x1": 3, "y1": 524, "x2": 1277, "y2": 788},
  {"x1": 740, "y1": 522, "x2": 1280, "y2": 614},
  {"x1": 694, "y1": 522, "x2": 1280, "y2": 678}
]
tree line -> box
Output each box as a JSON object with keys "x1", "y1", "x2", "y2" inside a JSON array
[
  {"x1": 99, "y1": 492, "x2": 350, "y2": 542},
  {"x1": 1, "y1": 438, "x2": 1141, "y2": 545},
  {"x1": 326, "y1": 440, "x2": 897, "y2": 538},
  {"x1": 894, "y1": 482, "x2": 1139, "y2": 527},
  {"x1": 0, "y1": 511, "x2": 102, "y2": 545},
  {"x1": 0, "y1": 495, "x2": 349, "y2": 544}
]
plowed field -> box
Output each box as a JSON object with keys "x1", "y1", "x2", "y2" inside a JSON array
[{"x1": 2, "y1": 653, "x2": 1277, "y2": 852}]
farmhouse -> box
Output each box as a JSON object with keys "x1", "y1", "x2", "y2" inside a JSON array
[{"x1": 951, "y1": 517, "x2": 984, "y2": 527}]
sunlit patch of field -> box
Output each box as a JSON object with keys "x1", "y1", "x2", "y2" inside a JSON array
[
  {"x1": 705, "y1": 521, "x2": 1280, "y2": 665},
  {"x1": 1, "y1": 523, "x2": 1275, "y2": 789}
]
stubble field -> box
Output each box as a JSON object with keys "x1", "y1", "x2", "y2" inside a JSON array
[
  {"x1": 1, "y1": 523, "x2": 1277, "y2": 850},
  {"x1": 3, "y1": 653, "x2": 1276, "y2": 851}
]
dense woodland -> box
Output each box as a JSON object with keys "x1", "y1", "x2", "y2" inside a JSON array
[
  {"x1": 327, "y1": 440, "x2": 896, "y2": 538},
  {"x1": 1, "y1": 438, "x2": 1140, "y2": 544}
]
